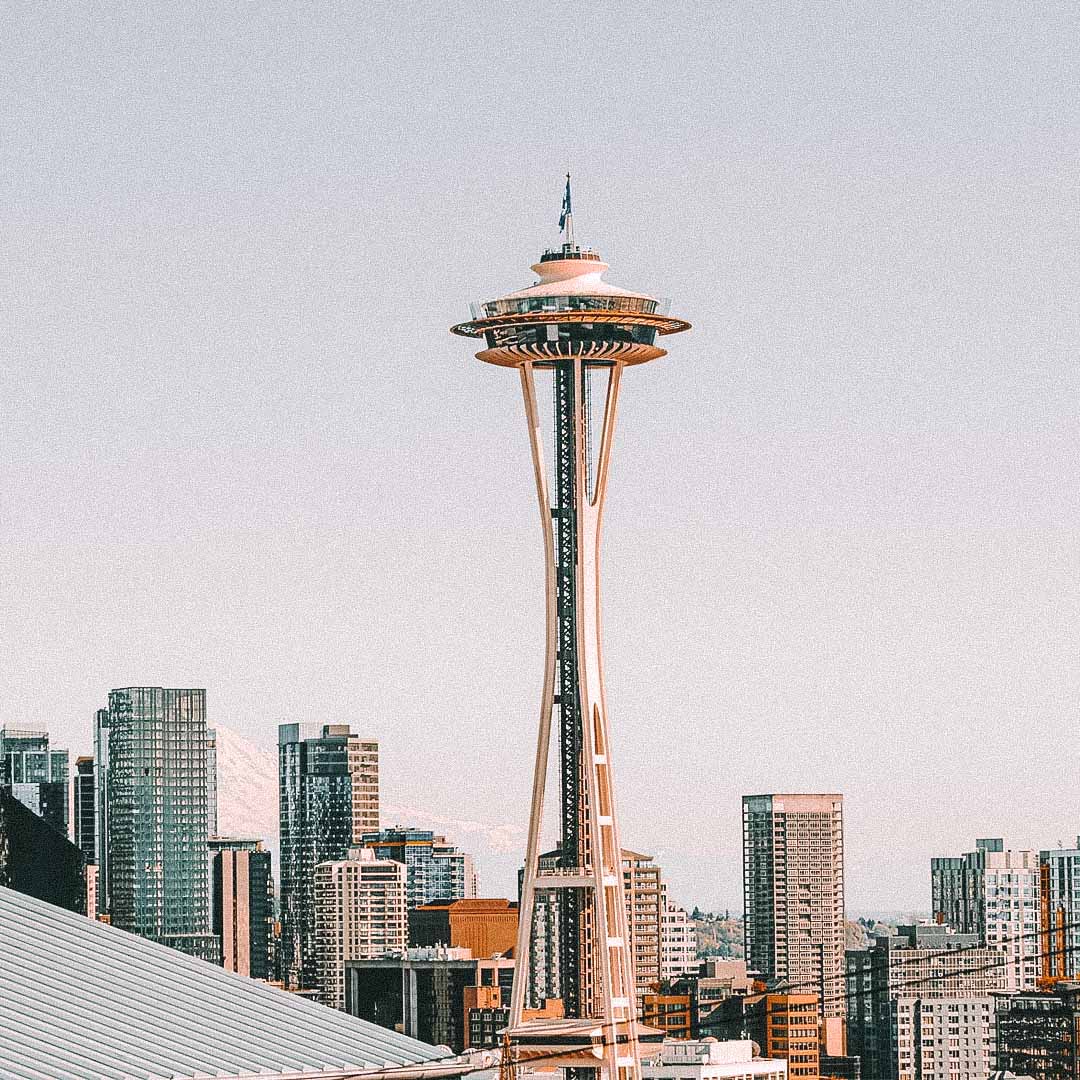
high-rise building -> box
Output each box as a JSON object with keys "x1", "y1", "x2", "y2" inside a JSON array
[
  {"x1": 661, "y1": 898, "x2": 698, "y2": 982},
  {"x1": 1040, "y1": 842, "x2": 1080, "y2": 983},
  {"x1": 0, "y1": 727, "x2": 70, "y2": 834},
  {"x1": 451, "y1": 182, "x2": 692, "y2": 1080},
  {"x1": 743, "y1": 794, "x2": 846, "y2": 1018},
  {"x1": 93, "y1": 707, "x2": 111, "y2": 915},
  {"x1": 0, "y1": 788, "x2": 85, "y2": 912},
  {"x1": 206, "y1": 728, "x2": 218, "y2": 838},
  {"x1": 73, "y1": 755, "x2": 96, "y2": 866},
  {"x1": 524, "y1": 847, "x2": 563, "y2": 1009},
  {"x1": 846, "y1": 923, "x2": 1004, "y2": 1080},
  {"x1": 349, "y1": 738, "x2": 379, "y2": 841},
  {"x1": 210, "y1": 836, "x2": 274, "y2": 980},
  {"x1": 996, "y1": 985, "x2": 1080, "y2": 1080},
  {"x1": 624, "y1": 850, "x2": 664, "y2": 999},
  {"x1": 931, "y1": 839, "x2": 1040, "y2": 992},
  {"x1": 105, "y1": 687, "x2": 218, "y2": 961},
  {"x1": 315, "y1": 847, "x2": 407, "y2": 1010},
  {"x1": 361, "y1": 827, "x2": 477, "y2": 910},
  {"x1": 278, "y1": 723, "x2": 380, "y2": 990}
]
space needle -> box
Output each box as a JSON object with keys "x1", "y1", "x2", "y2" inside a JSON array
[{"x1": 451, "y1": 179, "x2": 690, "y2": 1080}]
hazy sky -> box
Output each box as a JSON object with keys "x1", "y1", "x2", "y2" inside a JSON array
[{"x1": 3, "y1": 2, "x2": 1080, "y2": 912}]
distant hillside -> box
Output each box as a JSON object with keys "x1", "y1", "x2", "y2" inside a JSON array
[
  {"x1": 689, "y1": 911, "x2": 894, "y2": 961},
  {"x1": 690, "y1": 911, "x2": 744, "y2": 959}
]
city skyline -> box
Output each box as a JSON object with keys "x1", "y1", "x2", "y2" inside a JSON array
[{"x1": 5, "y1": 3, "x2": 1080, "y2": 919}]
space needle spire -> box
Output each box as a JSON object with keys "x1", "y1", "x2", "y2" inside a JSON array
[
  {"x1": 452, "y1": 183, "x2": 690, "y2": 1080},
  {"x1": 559, "y1": 173, "x2": 575, "y2": 247}
]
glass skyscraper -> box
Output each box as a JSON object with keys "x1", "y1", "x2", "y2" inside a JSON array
[
  {"x1": 93, "y1": 707, "x2": 111, "y2": 915},
  {"x1": 206, "y1": 727, "x2": 218, "y2": 837},
  {"x1": 105, "y1": 687, "x2": 219, "y2": 961},
  {"x1": 0, "y1": 728, "x2": 70, "y2": 834},
  {"x1": 73, "y1": 755, "x2": 96, "y2": 866},
  {"x1": 360, "y1": 827, "x2": 477, "y2": 910},
  {"x1": 278, "y1": 723, "x2": 379, "y2": 990}
]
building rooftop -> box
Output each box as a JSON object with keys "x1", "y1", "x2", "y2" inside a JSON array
[
  {"x1": 414, "y1": 898, "x2": 517, "y2": 913},
  {"x1": 0, "y1": 885, "x2": 471, "y2": 1080}
]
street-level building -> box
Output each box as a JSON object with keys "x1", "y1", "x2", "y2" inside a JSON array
[
  {"x1": 743, "y1": 794, "x2": 846, "y2": 1018},
  {"x1": 642, "y1": 1039, "x2": 787, "y2": 1080},
  {"x1": 705, "y1": 993, "x2": 821, "y2": 1080},
  {"x1": 679, "y1": 959, "x2": 756, "y2": 1034},
  {"x1": 931, "y1": 839, "x2": 1040, "y2": 991},
  {"x1": 315, "y1": 847, "x2": 407, "y2": 1010},
  {"x1": 996, "y1": 984, "x2": 1080, "y2": 1080},
  {"x1": 891, "y1": 997, "x2": 997, "y2": 1080},
  {"x1": 346, "y1": 948, "x2": 516, "y2": 1053},
  {"x1": 643, "y1": 991, "x2": 693, "y2": 1038}
]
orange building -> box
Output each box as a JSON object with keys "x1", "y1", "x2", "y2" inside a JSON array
[
  {"x1": 410, "y1": 898, "x2": 519, "y2": 958},
  {"x1": 642, "y1": 991, "x2": 692, "y2": 1039},
  {"x1": 763, "y1": 994, "x2": 821, "y2": 1080},
  {"x1": 707, "y1": 991, "x2": 821, "y2": 1079},
  {"x1": 464, "y1": 986, "x2": 563, "y2": 1049}
]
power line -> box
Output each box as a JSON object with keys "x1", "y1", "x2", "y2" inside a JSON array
[
  {"x1": 491, "y1": 933, "x2": 1080, "y2": 1073},
  {"x1": 768, "y1": 917, "x2": 1078, "y2": 996}
]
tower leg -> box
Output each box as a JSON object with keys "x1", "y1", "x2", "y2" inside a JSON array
[{"x1": 509, "y1": 358, "x2": 641, "y2": 1080}]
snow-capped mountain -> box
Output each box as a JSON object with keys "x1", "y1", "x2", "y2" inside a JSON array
[{"x1": 213, "y1": 725, "x2": 525, "y2": 893}]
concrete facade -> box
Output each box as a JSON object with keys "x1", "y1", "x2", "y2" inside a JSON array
[
  {"x1": 931, "y1": 839, "x2": 1040, "y2": 992},
  {"x1": 743, "y1": 794, "x2": 846, "y2": 1018},
  {"x1": 315, "y1": 847, "x2": 407, "y2": 1010}
]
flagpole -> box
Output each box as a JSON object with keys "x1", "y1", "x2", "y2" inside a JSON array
[{"x1": 564, "y1": 173, "x2": 574, "y2": 247}]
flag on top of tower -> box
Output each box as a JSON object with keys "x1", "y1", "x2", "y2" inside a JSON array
[{"x1": 558, "y1": 173, "x2": 572, "y2": 231}]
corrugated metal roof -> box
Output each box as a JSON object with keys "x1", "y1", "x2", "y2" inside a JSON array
[{"x1": 0, "y1": 886, "x2": 457, "y2": 1080}]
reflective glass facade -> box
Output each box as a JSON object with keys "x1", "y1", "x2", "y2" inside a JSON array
[
  {"x1": 206, "y1": 728, "x2": 218, "y2": 837},
  {"x1": 93, "y1": 708, "x2": 110, "y2": 914},
  {"x1": 73, "y1": 755, "x2": 96, "y2": 865},
  {"x1": 0, "y1": 728, "x2": 70, "y2": 835},
  {"x1": 359, "y1": 828, "x2": 476, "y2": 911},
  {"x1": 106, "y1": 687, "x2": 215, "y2": 957},
  {"x1": 279, "y1": 723, "x2": 378, "y2": 990}
]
